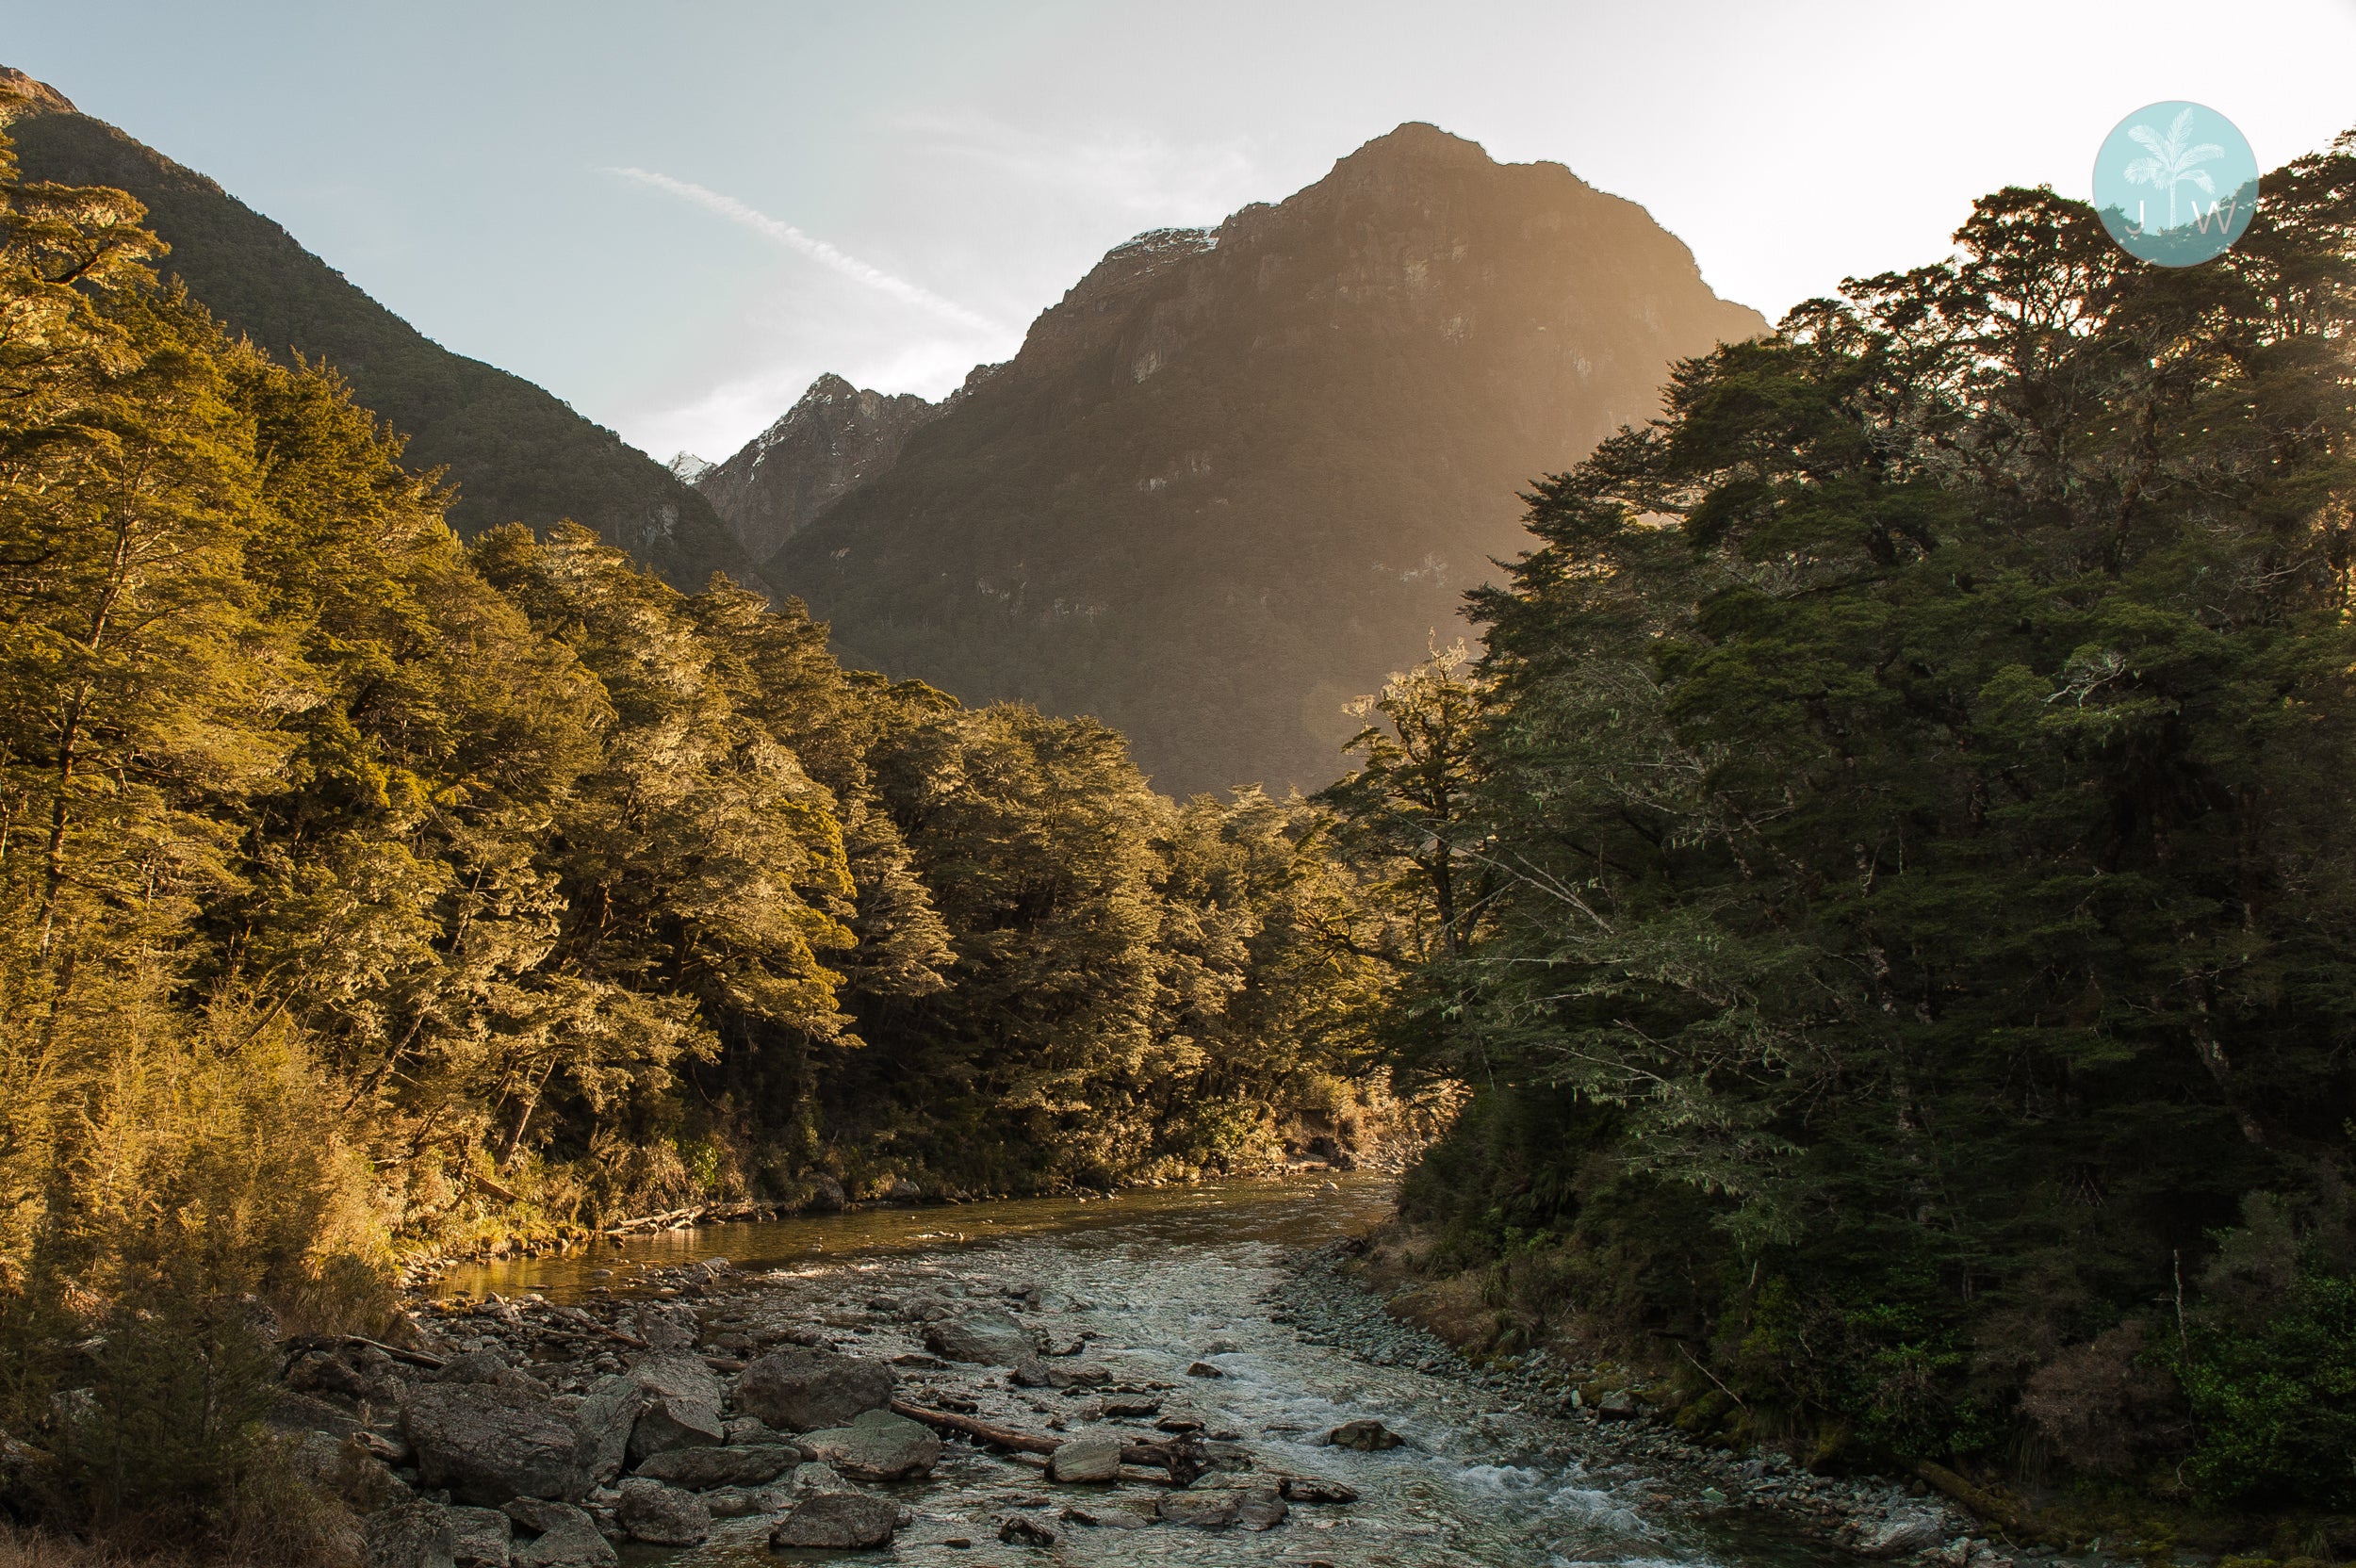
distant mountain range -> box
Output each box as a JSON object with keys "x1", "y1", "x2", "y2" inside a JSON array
[
  {"x1": 2, "y1": 69, "x2": 765, "y2": 597},
  {"x1": 696, "y1": 124, "x2": 1766, "y2": 794}
]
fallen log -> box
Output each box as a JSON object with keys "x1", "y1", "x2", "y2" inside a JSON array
[
  {"x1": 888, "y1": 1400, "x2": 1203, "y2": 1484},
  {"x1": 890, "y1": 1399, "x2": 1055, "y2": 1453},
  {"x1": 601, "y1": 1204, "x2": 707, "y2": 1235},
  {"x1": 1915, "y1": 1461, "x2": 2065, "y2": 1546}
]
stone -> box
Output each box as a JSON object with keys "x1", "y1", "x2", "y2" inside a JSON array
[
  {"x1": 789, "y1": 1460, "x2": 857, "y2": 1493},
  {"x1": 1060, "y1": 1504, "x2": 1152, "y2": 1529},
  {"x1": 797, "y1": 1409, "x2": 942, "y2": 1481},
  {"x1": 806, "y1": 1174, "x2": 847, "y2": 1212},
  {"x1": 624, "y1": 1352, "x2": 726, "y2": 1461},
  {"x1": 769, "y1": 1491, "x2": 899, "y2": 1549},
  {"x1": 1322, "y1": 1418, "x2": 1402, "y2": 1451},
  {"x1": 1235, "y1": 1486, "x2": 1289, "y2": 1529},
  {"x1": 567, "y1": 1375, "x2": 644, "y2": 1488},
  {"x1": 1157, "y1": 1490, "x2": 1240, "y2": 1528},
  {"x1": 703, "y1": 1485, "x2": 789, "y2": 1517},
  {"x1": 364, "y1": 1500, "x2": 455, "y2": 1568},
  {"x1": 735, "y1": 1346, "x2": 895, "y2": 1432},
  {"x1": 443, "y1": 1507, "x2": 513, "y2": 1568},
  {"x1": 402, "y1": 1382, "x2": 590, "y2": 1505},
  {"x1": 633, "y1": 1303, "x2": 700, "y2": 1351},
  {"x1": 614, "y1": 1478, "x2": 711, "y2": 1545},
  {"x1": 1047, "y1": 1430, "x2": 1123, "y2": 1483},
  {"x1": 1279, "y1": 1475, "x2": 1359, "y2": 1503},
  {"x1": 632, "y1": 1442, "x2": 801, "y2": 1489},
  {"x1": 998, "y1": 1515, "x2": 1057, "y2": 1545},
  {"x1": 1186, "y1": 1361, "x2": 1224, "y2": 1378},
  {"x1": 1008, "y1": 1356, "x2": 1053, "y2": 1388},
  {"x1": 434, "y1": 1350, "x2": 548, "y2": 1396},
  {"x1": 924, "y1": 1311, "x2": 1036, "y2": 1366},
  {"x1": 1047, "y1": 1362, "x2": 1111, "y2": 1389},
  {"x1": 1595, "y1": 1388, "x2": 1640, "y2": 1420},
  {"x1": 503, "y1": 1500, "x2": 614, "y2": 1568},
  {"x1": 1859, "y1": 1510, "x2": 1949, "y2": 1558}
]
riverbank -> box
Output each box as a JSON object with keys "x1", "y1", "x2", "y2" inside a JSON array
[
  {"x1": 1271, "y1": 1240, "x2": 2017, "y2": 1566},
  {"x1": 1305, "y1": 1224, "x2": 2349, "y2": 1568},
  {"x1": 223, "y1": 1176, "x2": 1887, "y2": 1567}
]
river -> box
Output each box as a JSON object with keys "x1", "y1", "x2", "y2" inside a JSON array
[{"x1": 438, "y1": 1176, "x2": 1857, "y2": 1568}]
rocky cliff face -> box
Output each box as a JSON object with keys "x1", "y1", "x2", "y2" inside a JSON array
[
  {"x1": 695, "y1": 375, "x2": 941, "y2": 564},
  {"x1": 741, "y1": 123, "x2": 1767, "y2": 795},
  {"x1": 4, "y1": 71, "x2": 769, "y2": 598}
]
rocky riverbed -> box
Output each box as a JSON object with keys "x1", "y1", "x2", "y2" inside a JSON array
[{"x1": 263, "y1": 1179, "x2": 2103, "y2": 1568}]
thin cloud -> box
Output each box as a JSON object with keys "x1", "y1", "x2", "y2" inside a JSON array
[
  {"x1": 606, "y1": 166, "x2": 997, "y2": 332},
  {"x1": 892, "y1": 115, "x2": 1259, "y2": 222}
]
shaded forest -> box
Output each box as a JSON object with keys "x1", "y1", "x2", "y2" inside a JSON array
[{"x1": 1339, "y1": 134, "x2": 2356, "y2": 1519}]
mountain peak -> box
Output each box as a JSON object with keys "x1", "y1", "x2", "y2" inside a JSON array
[
  {"x1": 0, "y1": 66, "x2": 76, "y2": 118},
  {"x1": 700, "y1": 374, "x2": 942, "y2": 561},
  {"x1": 736, "y1": 126, "x2": 1768, "y2": 794},
  {"x1": 1341, "y1": 121, "x2": 1495, "y2": 170}
]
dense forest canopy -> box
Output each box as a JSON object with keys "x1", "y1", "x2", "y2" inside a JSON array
[{"x1": 1347, "y1": 133, "x2": 2356, "y2": 1507}]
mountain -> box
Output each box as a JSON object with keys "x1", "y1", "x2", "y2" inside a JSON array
[
  {"x1": 694, "y1": 374, "x2": 942, "y2": 564},
  {"x1": 1, "y1": 70, "x2": 767, "y2": 596},
  {"x1": 724, "y1": 124, "x2": 1767, "y2": 795}
]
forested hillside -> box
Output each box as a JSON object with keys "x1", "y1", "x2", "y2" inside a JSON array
[
  {"x1": 1, "y1": 74, "x2": 766, "y2": 596},
  {"x1": 0, "y1": 134, "x2": 1418, "y2": 1533},
  {"x1": 1334, "y1": 134, "x2": 2356, "y2": 1514}
]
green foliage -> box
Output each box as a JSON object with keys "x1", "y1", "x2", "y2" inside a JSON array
[
  {"x1": 1378, "y1": 130, "x2": 2356, "y2": 1496},
  {"x1": 2182, "y1": 1268, "x2": 2356, "y2": 1510}
]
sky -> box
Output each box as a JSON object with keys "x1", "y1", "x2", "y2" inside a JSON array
[{"x1": 8, "y1": 1, "x2": 2356, "y2": 466}]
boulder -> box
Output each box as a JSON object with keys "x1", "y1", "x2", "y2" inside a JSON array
[
  {"x1": 434, "y1": 1350, "x2": 548, "y2": 1396},
  {"x1": 797, "y1": 1409, "x2": 941, "y2": 1481},
  {"x1": 789, "y1": 1460, "x2": 857, "y2": 1493},
  {"x1": 1047, "y1": 1430, "x2": 1122, "y2": 1483},
  {"x1": 999, "y1": 1514, "x2": 1057, "y2": 1545},
  {"x1": 924, "y1": 1312, "x2": 1035, "y2": 1366},
  {"x1": 402, "y1": 1382, "x2": 589, "y2": 1505},
  {"x1": 501, "y1": 1500, "x2": 614, "y2": 1568},
  {"x1": 1859, "y1": 1510, "x2": 1950, "y2": 1558},
  {"x1": 735, "y1": 1347, "x2": 895, "y2": 1432},
  {"x1": 1594, "y1": 1388, "x2": 1640, "y2": 1420},
  {"x1": 632, "y1": 1442, "x2": 800, "y2": 1490},
  {"x1": 624, "y1": 1353, "x2": 725, "y2": 1461},
  {"x1": 1157, "y1": 1490, "x2": 1240, "y2": 1528},
  {"x1": 614, "y1": 1478, "x2": 712, "y2": 1545},
  {"x1": 1047, "y1": 1362, "x2": 1111, "y2": 1389},
  {"x1": 806, "y1": 1174, "x2": 847, "y2": 1212},
  {"x1": 632, "y1": 1303, "x2": 700, "y2": 1352},
  {"x1": 1186, "y1": 1361, "x2": 1225, "y2": 1378},
  {"x1": 704, "y1": 1484, "x2": 791, "y2": 1517},
  {"x1": 1322, "y1": 1418, "x2": 1402, "y2": 1451},
  {"x1": 1235, "y1": 1486, "x2": 1288, "y2": 1530},
  {"x1": 363, "y1": 1500, "x2": 455, "y2": 1568},
  {"x1": 1279, "y1": 1475, "x2": 1359, "y2": 1503},
  {"x1": 566, "y1": 1375, "x2": 644, "y2": 1487},
  {"x1": 443, "y1": 1507, "x2": 513, "y2": 1568},
  {"x1": 769, "y1": 1491, "x2": 899, "y2": 1549}
]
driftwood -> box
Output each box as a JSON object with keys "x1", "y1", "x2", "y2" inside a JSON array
[
  {"x1": 601, "y1": 1204, "x2": 708, "y2": 1235},
  {"x1": 1916, "y1": 1461, "x2": 2065, "y2": 1546},
  {"x1": 889, "y1": 1399, "x2": 1203, "y2": 1484}
]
